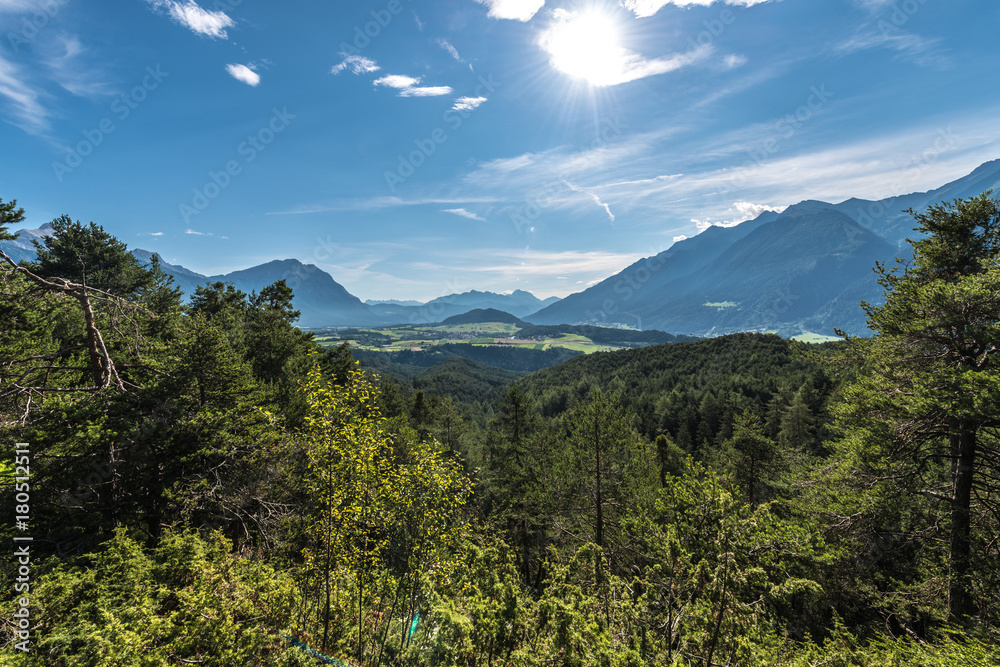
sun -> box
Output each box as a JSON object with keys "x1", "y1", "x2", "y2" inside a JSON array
[{"x1": 540, "y1": 9, "x2": 628, "y2": 87}]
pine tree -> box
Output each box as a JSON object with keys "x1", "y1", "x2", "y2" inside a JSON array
[
  {"x1": 0, "y1": 197, "x2": 24, "y2": 240},
  {"x1": 484, "y1": 383, "x2": 547, "y2": 582},
  {"x1": 778, "y1": 383, "x2": 816, "y2": 452},
  {"x1": 29, "y1": 214, "x2": 156, "y2": 296},
  {"x1": 837, "y1": 193, "x2": 1000, "y2": 620},
  {"x1": 560, "y1": 389, "x2": 656, "y2": 578},
  {"x1": 721, "y1": 410, "x2": 778, "y2": 509}
]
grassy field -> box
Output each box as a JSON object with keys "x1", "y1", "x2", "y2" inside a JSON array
[{"x1": 312, "y1": 323, "x2": 617, "y2": 355}]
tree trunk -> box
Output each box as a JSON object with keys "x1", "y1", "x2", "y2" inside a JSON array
[
  {"x1": 949, "y1": 428, "x2": 977, "y2": 620},
  {"x1": 78, "y1": 289, "x2": 107, "y2": 386}
]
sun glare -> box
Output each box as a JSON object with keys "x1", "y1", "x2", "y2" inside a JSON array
[{"x1": 541, "y1": 10, "x2": 627, "y2": 87}]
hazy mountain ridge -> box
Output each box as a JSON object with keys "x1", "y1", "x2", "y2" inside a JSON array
[{"x1": 367, "y1": 289, "x2": 559, "y2": 324}]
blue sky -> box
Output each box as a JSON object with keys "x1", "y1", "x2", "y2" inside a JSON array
[{"x1": 1, "y1": 0, "x2": 999, "y2": 301}]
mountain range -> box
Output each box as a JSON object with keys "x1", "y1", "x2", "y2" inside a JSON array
[
  {"x1": 529, "y1": 159, "x2": 1000, "y2": 336},
  {"x1": 2, "y1": 234, "x2": 559, "y2": 328},
  {"x1": 124, "y1": 252, "x2": 561, "y2": 328},
  {"x1": 4, "y1": 159, "x2": 999, "y2": 335}
]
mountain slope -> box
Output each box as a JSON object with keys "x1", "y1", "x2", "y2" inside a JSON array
[
  {"x1": 528, "y1": 210, "x2": 779, "y2": 326},
  {"x1": 529, "y1": 206, "x2": 894, "y2": 336},
  {"x1": 640, "y1": 207, "x2": 894, "y2": 334},
  {"x1": 832, "y1": 158, "x2": 1000, "y2": 249},
  {"x1": 129, "y1": 251, "x2": 373, "y2": 327},
  {"x1": 215, "y1": 259, "x2": 372, "y2": 327}
]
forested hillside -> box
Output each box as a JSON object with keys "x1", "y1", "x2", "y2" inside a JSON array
[{"x1": 2, "y1": 195, "x2": 1000, "y2": 665}]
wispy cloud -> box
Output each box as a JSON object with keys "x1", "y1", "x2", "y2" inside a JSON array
[
  {"x1": 225, "y1": 63, "x2": 260, "y2": 86},
  {"x1": 0, "y1": 53, "x2": 49, "y2": 135},
  {"x1": 331, "y1": 54, "x2": 380, "y2": 75},
  {"x1": 443, "y1": 208, "x2": 486, "y2": 221},
  {"x1": 436, "y1": 38, "x2": 463, "y2": 62},
  {"x1": 835, "y1": 26, "x2": 950, "y2": 69},
  {"x1": 146, "y1": 0, "x2": 234, "y2": 39},
  {"x1": 850, "y1": 0, "x2": 896, "y2": 11},
  {"x1": 185, "y1": 228, "x2": 227, "y2": 239},
  {"x1": 474, "y1": 0, "x2": 545, "y2": 22},
  {"x1": 451, "y1": 96, "x2": 487, "y2": 112},
  {"x1": 723, "y1": 54, "x2": 748, "y2": 69},
  {"x1": 467, "y1": 249, "x2": 644, "y2": 279},
  {"x1": 373, "y1": 74, "x2": 453, "y2": 97},
  {"x1": 621, "y1": 0, "x2": 775, "y2": 19},
  {"x1": 265, "y1": 195, "x2": 501, "y2": 215},
  {"x1": 43, "y1": 35, "x2": 115, "y2": 98},
  {"x1": 563, "y1": 181, "x2": 616, "y2": 223},
  {"x1": 473, "y1": 153, "x2": 539, "y2": 174}
]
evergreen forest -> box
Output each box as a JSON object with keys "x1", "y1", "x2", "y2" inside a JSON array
[{"x1": 2, "y1": 193, "x2": 1000, "y2": 665}]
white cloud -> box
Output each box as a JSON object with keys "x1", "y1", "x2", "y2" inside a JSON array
[
  {"x1": 621, "y1": 0, "x2": 774, "y2": 19},
  {"x1": 673, "y1": 234, "x2": 688, "y2": 243},
  {"x1": 451, "y1": 96, "x2": 487, "y2": 112},
  {"x1": 692, "y1": 201, "x2": 787, "y2": 231},
  {"x1": 332, "y1": 54, "x2": 380, "y2": 75},
  {"x1": 225, "y1": 63, "x2": 260, "y2": 86},
  {"x1": 443, "y1": 208, "x2": 486, "y2": 221},
  {"x1": 147, "y1": 0, "x2": 234, "y2": 39},
  {"x1": 734, "y1": 201, "x2": 787, "y2": 218},
  {"x1": 374, "y1": 74, "x2": 453, "y2": 97},
  {"x1": 374, "y1": 74, "x2": 421, "y2": 89},
  {"x1": 437, "y1": 38, "x2": 463, "y2": 62},
  {"x1": 400, "y1": 85, "x2": 453, "y2": 97},
  {"x1": 475, "y1": 0, "x2": 545, "y2": 21},
  {"x1": 0, "y1": 53, "x2": 49, "y2": 134},
  {"x1": 149, "y1": 232, "x2": 165, "y2": 236}
]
